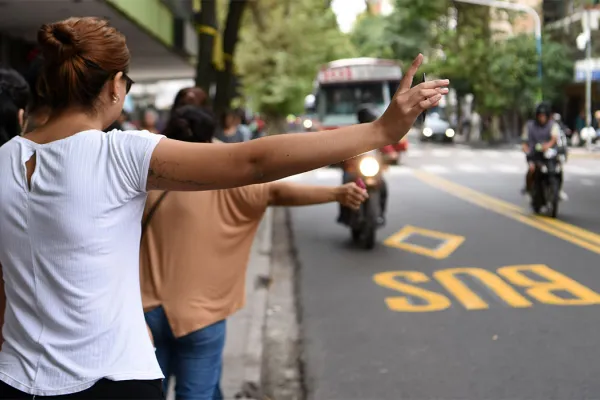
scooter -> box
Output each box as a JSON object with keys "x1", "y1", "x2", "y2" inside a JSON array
[
  {"x1": 530, "y1": 143, "x2": 563, "y2": 218},
  {"x1": 338, "y1": 150, "x2": 386, "y2": 250}
]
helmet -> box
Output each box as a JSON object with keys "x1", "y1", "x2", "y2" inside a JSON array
[
  {"x1": 535, "y1": 102, "x2": 551, "y2": 117},
  {"x1": 357, "y1": 104, "x2": 380, "y2": 124}
]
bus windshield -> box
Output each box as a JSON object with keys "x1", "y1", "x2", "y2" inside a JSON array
[{"x1": 320, "y1": 83, "x2": 385, "y2": 115}]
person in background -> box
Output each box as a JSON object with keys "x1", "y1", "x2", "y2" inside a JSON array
[
  {"x1": 141, "y1": 108, "x2": 160, "y2": 134},
  {"x1": 171, "y1": 87, "x2": 209, "y2": 116},
  {"x1": 215, "y1": 108, "x2": 251, "y2": 143},
  {"x1": 141, "y1": 105, "x2": 368, "y2": 400},
  {"x1": 0, "y1": 68, "x2": 30, "y2": 146},
  {"x1": 21, "y1": 53, "x2": 51, "y2": 134},
  {"x1": 0, "y1": 14, "x2": 448, "y2": 398}
]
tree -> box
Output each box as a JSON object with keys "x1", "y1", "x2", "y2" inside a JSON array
[
  {"x1": 214, "y1": 0, "x2": 248, "y2": 116},
  {"x1": 384, "y1": 0, "x2": 448, "y2": 64},
  {"x1": 350, "y1": 13, "x2": 394, "y2": 58},
  {"x1": 194, "y1": 0, "x2": 219, "y2": 92},
  {"x1": 477, "y1": 34, "x2": 573, "y2": 137},
  {"x1": 236, "y1": 0, "x2": 355, "y2": 129}
]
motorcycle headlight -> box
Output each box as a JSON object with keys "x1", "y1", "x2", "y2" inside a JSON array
[
  {"x1": 423, "y1": 127, "x2": 433, "y2": 137},
  {"x1": 445, "y1": 128, "x2": 455, "y2": 138},
  {"x1": 303, "y1": 119, "x2": 313, "y2": 129},
  {"x1": 359, "y1": 157, "x2": 380, "y2": 177}
]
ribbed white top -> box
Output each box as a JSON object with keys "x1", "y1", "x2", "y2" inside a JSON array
[{"x1": 0, "y1": 129, "x2": 164, "y2": 396}]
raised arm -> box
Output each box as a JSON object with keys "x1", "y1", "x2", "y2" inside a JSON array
[
  {"x1": 268, "y1": 182, "x2": 367, "y2": 209},
  {"x1": 148, "y1": 55, "x2": 449, "y2": 192}
]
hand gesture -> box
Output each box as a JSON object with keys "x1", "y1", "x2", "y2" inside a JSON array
[
  {"x1": 335, "y1": 182, "x2": 369, "y2": 210},
  {"x1": 376, "y1": 54, "x2": 449, "y2": 143}
]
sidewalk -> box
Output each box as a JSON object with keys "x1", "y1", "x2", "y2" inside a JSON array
[{"x1": 166, "y1": 208, "x2": 274, "y2": 400}]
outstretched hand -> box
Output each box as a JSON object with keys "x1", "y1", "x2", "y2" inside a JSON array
[
  {"x1": 376, "y1": 54, "x2": 449, "y2": 143},
  {"x1": 335, "y1": 182, "x2": 369, "y2": 210}
]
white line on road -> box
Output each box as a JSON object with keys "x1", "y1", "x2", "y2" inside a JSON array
[
  {"x1": 456, "y1": 163, "x2": 485, "y2": 173},
  {"x1": 457, "y1": 149, "x2": 476, "y2": 158},
  {"x1": 420, "y1": 164, "x2": 450, "y2": 174},
  {"x1": 490, "y1": 164, "x2": 521, "y2": 174},
  {"x1": 565, "y1": 165, "x2": 594, "y2": 176},
  {"x1": 482, "y1": 150, "x2": 502, "y2": 158},
  {"x1": 386, "y1": 165, "x2": 414, "y2": 176},
  {"x1": 406, "y1": 150, "x2": 424, "y2": 158},
  {"x1": 432, "y1": 149, "x2": 451, "y2": 157},
  {"x1": 581, "y1": 178, "x2": 595, "y2": 186}
]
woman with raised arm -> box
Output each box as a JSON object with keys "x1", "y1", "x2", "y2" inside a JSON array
[{"x1": 0, "y1": 17, "x2": 448, "y2": 400}]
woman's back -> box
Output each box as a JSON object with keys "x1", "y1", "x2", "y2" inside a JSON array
[{"x1": 0, "y1": 129, "x2": 163, "y2": 395}]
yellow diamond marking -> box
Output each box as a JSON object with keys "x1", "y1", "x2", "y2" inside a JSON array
[{"x1": 384, "y1": 225, "x2": 465, "y2": 260}]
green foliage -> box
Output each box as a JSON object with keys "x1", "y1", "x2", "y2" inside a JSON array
[
  {"x1": 236, "y1": 0, "x2": 355, "y2": 117},
  {"x1": 384, "y1": 0, "x2": 448, "y2": 64},
  {"x1": 473, "y1": 34, "x2": 573, "y2": 116},
  {"x1": 350, "y1": 13, "x2": 393, "y2": 59}
]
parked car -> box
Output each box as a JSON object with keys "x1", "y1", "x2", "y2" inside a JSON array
[{"x1": 419, "y1": 109, "x2": 455, "y2": 143}]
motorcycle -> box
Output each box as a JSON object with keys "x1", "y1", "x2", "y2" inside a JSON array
[
  {"x1": 530, "y1": 143, "x2": 563, "y2": 218},
  {"x1": 338, "y1": 150, "x2": 387, "y2": 249}
]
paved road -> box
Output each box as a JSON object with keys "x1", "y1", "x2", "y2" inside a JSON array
[{"x1": 285, "y1": 139, "x2": 600, "y2": 400}]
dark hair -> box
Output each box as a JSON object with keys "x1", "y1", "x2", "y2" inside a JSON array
[
  {"x1": 37, "y1": 17, "x2": 130, "y2": 112},
  {"x1": 221, "y1": 108, "x2": 238, "y2": 128},
  {"x1": 162, "y1": 105, "x2": 216, "y2": 144},
  {"x1": 22, "y1": 53, "x2": 46, "y2": 114},
  {"x1": 535, "y1": 102, "x2": 551, "y2": 117},
  {"x1": 357, "y1": 103, "x2": 379, "y2": 124},
  {"x1": 171, "y1": 87, "x2": 208, "y2": 116},
  {"x1": 0, "y1": 68, "x2": 30, "y2": 146}
]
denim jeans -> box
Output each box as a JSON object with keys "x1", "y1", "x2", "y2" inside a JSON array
[{"x1": 145, "y1": 306, "x2": 226, "y2": 400}]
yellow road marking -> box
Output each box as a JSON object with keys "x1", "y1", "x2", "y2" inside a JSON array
[
  {"x1": 384, "y1": 225, "x2": 465, "y2": 259},
  {"x1": 413, "y1": 171, "x2": 600, "y2": 255}
]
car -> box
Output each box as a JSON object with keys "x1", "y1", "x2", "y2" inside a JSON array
[{"x1": 419, "y1": 110, "x2": 455, "y2": 143}]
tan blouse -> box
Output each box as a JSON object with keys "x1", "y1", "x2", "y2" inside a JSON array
[{"x1": 140, "y1": 184, "x2": 270, "y2": 338}]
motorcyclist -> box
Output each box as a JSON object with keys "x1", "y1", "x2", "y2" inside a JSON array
[
  {"x1": 338, "y1": 103, "x2": 390, "y2": 225},
  {"x1": 521, "y1": 102, "x2": 566, "y2": 199}
]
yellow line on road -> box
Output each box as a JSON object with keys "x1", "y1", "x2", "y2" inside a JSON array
[{"x1": 413, "y1": 171, "x2": 600, "y2": 255}]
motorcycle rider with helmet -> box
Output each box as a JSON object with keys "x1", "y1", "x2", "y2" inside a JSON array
[
  {"x1": 337, "y1": 104, "x2": 391, "y2": 225},
  {"x1": 521, "y1": 102, "x2": 566, "y2": 199}
]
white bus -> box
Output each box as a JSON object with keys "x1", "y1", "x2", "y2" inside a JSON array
[{"x1": 304, "y1": 58, "x2": 403, "y2": 129}]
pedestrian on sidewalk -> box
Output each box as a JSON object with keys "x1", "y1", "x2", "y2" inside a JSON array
[
  {"x1": 140, "y1": 105, "x2": 369, "y2": 400},
  {"x1": 0, "y1": 67, "x2": 30, "y2": 145},
  {"x1": 215, "y1": 108, "x2": 252, "y2": 143},
  {"x1": 170, "y1": 86, "x2": 209, "y2": 116},
  {"x1": 0, "y1": 14, "x2": 448, "y2": 398}
]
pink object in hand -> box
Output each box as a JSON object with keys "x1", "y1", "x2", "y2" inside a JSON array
[{"x1": 356, "y1": 178, "x2": 366, "y2": 189}]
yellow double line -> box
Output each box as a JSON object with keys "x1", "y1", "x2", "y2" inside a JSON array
[{"x1": 414, "y1": 171, "x2": 600, "y2": 255}]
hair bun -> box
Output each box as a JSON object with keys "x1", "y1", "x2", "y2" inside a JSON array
[{"x1": 38, "y1": 22, "x2": 79, "y2": 63}]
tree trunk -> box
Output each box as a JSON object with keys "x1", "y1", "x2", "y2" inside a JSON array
[
  {"x1": 195, "y1": 0, "x2": 217, "y2": 93},
  {"x1": 214, "y1": 0, "x2": 248, "y2": 117}
]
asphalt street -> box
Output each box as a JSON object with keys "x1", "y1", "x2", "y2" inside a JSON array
[{"x1": 285, "y1": 134, "x2": 600, "y2": 400}]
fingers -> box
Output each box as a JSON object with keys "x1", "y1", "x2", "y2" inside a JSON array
[
  {"x1": 399, "y1": 54, "x2": 423, "y2": 92},
  {"x1": 418, "y1": 95, "x2": 443, "y2": 111},
  {"x1": 409, "y1": 87, "x2": 449, "y2": 107},
  {"x1": 418, "y1": 79, "x2": 450, "y2": 90}
]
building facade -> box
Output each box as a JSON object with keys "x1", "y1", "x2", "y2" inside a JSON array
[{"x1": 0, "y1": 0, "x2": 198, "y2": 82}]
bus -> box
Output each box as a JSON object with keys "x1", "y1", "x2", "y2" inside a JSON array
[{"x1": 304, "y1": 58, "x2": 403, "y2": 129}]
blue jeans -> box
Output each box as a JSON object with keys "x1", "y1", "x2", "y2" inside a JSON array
[{"x1": 145, "y1": 306, "x2": 226, "y2": 400}]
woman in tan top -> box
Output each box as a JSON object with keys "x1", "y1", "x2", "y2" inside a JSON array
[{"x1": 141, "y1": 105, "x2": 368, "y2": 399}]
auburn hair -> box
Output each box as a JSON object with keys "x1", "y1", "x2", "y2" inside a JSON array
[{"x1": 37, "y1": 17, "x2": 130, "y2": 112}]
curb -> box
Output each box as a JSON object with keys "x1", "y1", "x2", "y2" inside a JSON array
[{"x1": 240, "y1": 207, "x2": 273, "y2": 398}]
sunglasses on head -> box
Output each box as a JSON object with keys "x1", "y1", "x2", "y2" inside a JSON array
[{"x1": 82, "y1": 58, "x2": 134, "y2": 94}]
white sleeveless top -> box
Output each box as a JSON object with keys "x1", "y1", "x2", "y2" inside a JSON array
[{"x1": 0, "y1": 129, "x2": 164, "y2": 396}]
